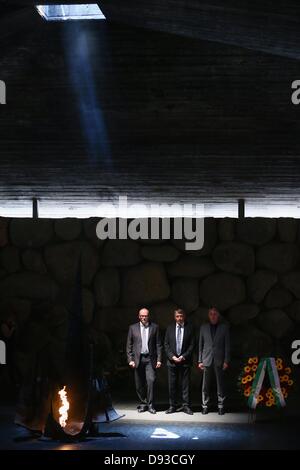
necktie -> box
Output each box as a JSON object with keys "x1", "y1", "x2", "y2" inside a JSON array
[{"x1": 176, "y1": 325, "x2": 182, "y2": 356}]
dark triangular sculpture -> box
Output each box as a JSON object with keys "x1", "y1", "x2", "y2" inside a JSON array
[
  {"x1": 15, "y1": 253, "x2": 121, "y2": 442},
  {"x1": 43, "y1": 254, "x2": 122, "y2": 441}
]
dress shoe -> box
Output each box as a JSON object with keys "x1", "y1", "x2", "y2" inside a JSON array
[
  {"x1": 218, "y1": 408, "x2": 225, "y2": 415},
  {"x1": 165, "y1": 407, "x2": 176, "y2": 414},
  {"x1": 138, "y1": 406, "x2": 148, "y2": 413},
  {"x1": 202, "y1": 408, "x2": 209, "y2": 415},
  {"x1": 183, "y1": 406, "x2": 193, "y2": 415},
  {"x1": 148, "y1": 406, "x2": 156, "y2": 414}
]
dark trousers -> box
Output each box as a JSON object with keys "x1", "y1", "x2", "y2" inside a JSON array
[
  {"x1": 134, "y1": 355, "x2": 156, "y2": 407},
  {"x1": 168, "y1": 365, "x2": 191, "y2": 407},
  {"x1": 202, "y1": 362, "x2": 226, "y2": 409}
]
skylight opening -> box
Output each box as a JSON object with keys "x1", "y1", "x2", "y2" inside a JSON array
[{"x1": 36, "y1": 4, "x2": 106, "y2": 21}]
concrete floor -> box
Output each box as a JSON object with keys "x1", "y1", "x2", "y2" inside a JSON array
[
  {"x1": 0, "y1": 404, "x2": 300, "y2": 450},
  {"x1": 114, "y1": 402, "x2": 248, "y2": 424}
]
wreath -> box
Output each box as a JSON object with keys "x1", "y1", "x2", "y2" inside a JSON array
[{"x1": 238, "y1": 357, "x2": 294, "y2": 408}]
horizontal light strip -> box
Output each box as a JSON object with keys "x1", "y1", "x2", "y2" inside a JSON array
[
  {"x1": 1, "y1": 200, "x2": 300, "y2": 218},
  {"x1": 36, "y1": 4, "x2": 106, "y2": 21}
]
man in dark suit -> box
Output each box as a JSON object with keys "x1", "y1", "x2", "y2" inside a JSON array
[
  {"x1": 164, "y1": 309, "x2": 195, "y2": 415},
  {"x1": 126, "y1": 308, "x2": 162, "y2": 414},
  {"x1": 198, "y1": 307, "x2": 230, "y2": 415}
]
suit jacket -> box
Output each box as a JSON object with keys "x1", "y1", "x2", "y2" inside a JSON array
[
  {"x1": 198, "y1": 322, "x2": 230, "y2": 367},
  {"x1": 164, "y1": 321, "x2": 195, "y2": 367},
  {"x1": 126, "y1": 322, "x2": 162, "y2": 369}
]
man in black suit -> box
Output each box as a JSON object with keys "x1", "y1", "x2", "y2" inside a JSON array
[
  {"x1": 164, "y1": 309, "x2": 195, "y2": 415},
  {"x1": 198, "y1": 307, "x2": 230, "y2": 415},
  {"x1": 126, "y1": 308, "x2": 162, "y2": 414}
]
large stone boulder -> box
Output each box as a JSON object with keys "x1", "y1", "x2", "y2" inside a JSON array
[
  {"x1": 286, "y1": 300, "x2": 300, "y2": 323},
  {"x1": 167, "y1": 255, "x2": 215, "y2": 278},
  {"x1": 282, "y1": 271, "x2": 300, "y2": 298},
  {"x1": 83, "y1": 218, "x2": 105, "y2": 248},
  {"x1": 171, "y1": 278, "x2": 199, "y2": 313},
  {"x1": 94, "y1": 267, "x2": 120, "y2": 307},
  {"x1": 54, "y1": 285, "x2": 74, "y2": 311},
  {"x1": 101, "y1": 239, "x2": 141, "y2": 266},
  {"x1": 257, "y1": 309, "x2": 293, "y2": 338},
  {"x1": 0, "y1": 269, "x2": 6, "y2": 280},
  {"x1": 189, "y1": 307, "x2": 211, "y2": 329},
  {"x1": 45, "y1": 242, "x2": 75, "y2": 285},
  {"x1": 151, "y1": 301, "x2": 178, "y2": 329},
  {"x1": 54, "y1": 218, "x2": 82, "y2": 241},
  {"x1": 218, "y1": 218, "x2": 236, "y2": 241},
  {"x1": 256, "y1": 243, "x2": 299, "y2": 273},
  {"x1": 237, "y1": 218, "x2": 276, "y2": 245},
  {"x1": 141, "y1": 244, "x2": 179, "y2": 262},
  {"x1": 22, "y1": 249, "x2": 47, "y2": 274},
  {"x1": 199, "y1": 272, "x2": 246, "y2": 311},
  {"x1": 19, "y1": 321, "x2": 52, "y2": 354},
  {"x1": 247, "y1": 270, "x2": 278, "y2": 303},
  {"x1": 12, "y1": 298, "x2": 32, "y2": 325},
  {"x1": 82, "y1": 288, "x2": 95, "y2": 324},
  {"x1": 0, "y1": 246, "x2": 20, "y2": 273},
  {"x1": 213, "y1": 242, "x2": 255, "y2": 276},
  {"x1": 0, "y1": 298, "x2": 31, "y2": 325},
  {"x1": 0, "y1": 272, "x2": 58, "y2": 300},
  {"x1": 172, "y1": 218, "x2": 217, "y2": 256},
  {"x1": 0, "y1": 218, "x2": 8, "y2": 247},
  {"x1": 79, "y1": 242, "x2": 99, "y2": 286},
  {"x1": 10, "y1": 218, "x2": 54, "y2": 247},
  {"x1": 278, "y1": 218, "x2": 298, "y2": 242},
  {"x1": 52, "y1": 322, "x2": 68, "y2": 342},
  {"x1": 87, "y1": 329, "x2": 115, "y2": 371},
  {"x1": 94, "y1": 307, "x2": 137, "y2": 332},
  {"x1": 11, "y1": 299, "x2": 31, "y2": 326},
  {"x1": 137, "y1": 239, "x2": 165, "y2": 246},
  {"x1": 48, "y1": 304, "x2": 69, "y2": 327},
  {"x1": 122, "y1": 262, "x2": 170, "y2": 306},
  {"x1": 264, "y1": 287, "x2": 293, "y2": 309},
  {"x1": 44, "y1": 241, "x2": 98, "y2": 285},
  {"x1": 231, "y1": 325, "x2": 273, "y2": 358},
  {"x1": 228, "y1": 303, "x2": 260, "y2": 325}
]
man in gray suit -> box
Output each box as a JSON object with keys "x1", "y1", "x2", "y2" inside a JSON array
[
  {"x1": 198, "y1": 307, "x2": 230, "y2": 415},
  {"x1": 126, "y1": 308, "x2": 162, "y2": 414}
]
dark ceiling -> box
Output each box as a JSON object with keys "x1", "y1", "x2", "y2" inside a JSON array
[{"x1": 1, "y1": 2, "x2": 300, "y2": 217}]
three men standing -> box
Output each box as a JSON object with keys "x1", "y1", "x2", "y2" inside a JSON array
[
  {"x1": 126, "y1": 308, "x2": 162, "y2": 414},
  {"x1": 127, "y1": 306, "x2": 230, "y2": 415},
  {"x1": 198, "y1": 307, "x2": 230, "y2": 415}
]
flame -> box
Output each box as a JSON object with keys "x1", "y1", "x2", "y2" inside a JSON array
[{"x1": 58, "y1": 386, "x2": 69, "y2": 428}]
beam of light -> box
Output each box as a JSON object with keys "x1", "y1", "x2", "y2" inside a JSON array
[
  {"x1": 36, "y1": 5, "x2": 106, "y2": 21},
  {"x1": 62, "y1": 22, "x2": 112, "y2": 165},
  {"x1": 150, "y1": 428, "x2": 180, "y2": 439}
]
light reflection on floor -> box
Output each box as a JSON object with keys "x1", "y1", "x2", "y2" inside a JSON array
[{"x1": 0, "y1": 405, "x2": 299, "y2": 450}]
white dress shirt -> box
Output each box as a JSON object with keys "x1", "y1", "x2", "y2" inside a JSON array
[{"x1": 140, "y1": 322, "x2": 149, "y2": 354}]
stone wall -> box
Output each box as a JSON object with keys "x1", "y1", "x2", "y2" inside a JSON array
[{"x1": 1, "y1": 216, "x2": 300, "y2": 404}]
